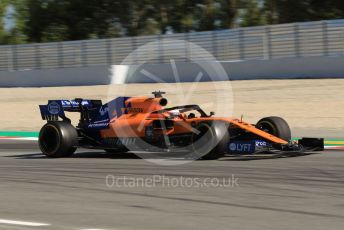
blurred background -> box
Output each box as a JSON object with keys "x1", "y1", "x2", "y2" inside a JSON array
[
  {"x1": 1, "y1": 0, "x2": 344, "y2": 136},
  {"x1": 1, "y1": 0, "x2": 344, "y2": 45}
]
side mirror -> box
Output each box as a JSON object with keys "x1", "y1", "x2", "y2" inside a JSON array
[{"x1": 210, "y1": 111, "x2": 215, "y2": 117}]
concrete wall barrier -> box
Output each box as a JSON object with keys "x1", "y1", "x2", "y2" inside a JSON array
[
  {"x1": 1, "y1": 56, "x2": 344, "y2": 87},
  {"x1": 112, "y1": 56, "x2": 344, "y2": 84},
  {"x1": 223, "y1": 56, "x2": 344, "y2": 80},
  {"x1": 0, "y1": 66, "x2": 111, "y2": 87}
]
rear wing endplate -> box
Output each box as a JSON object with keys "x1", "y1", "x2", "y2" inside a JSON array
[{"x1": 39, "y1": 99, "x2": 102, "y2": 120}]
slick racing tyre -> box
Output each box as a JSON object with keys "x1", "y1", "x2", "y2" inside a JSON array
[
  {"x1": 191, "y1": 121, "x2": 230, "y2": 160},
  {"x1": 39, "y1": 121, "x2": 78, "y2": 158},
  {"x1": 256, "y1": 116, "x2": 291, "y2": 141}
]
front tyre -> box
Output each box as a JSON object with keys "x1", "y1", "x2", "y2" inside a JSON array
[
  {"x1": 256, "y1": 116, "x2": 291, "y2": 141},
  {"x1": 191, "y1": 121, "x2": 230, "y2": 160},
  {"x1": 39, "y1": 122, "x2": 78, "y2": 158}
]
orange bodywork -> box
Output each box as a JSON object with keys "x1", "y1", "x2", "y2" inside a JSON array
[{"x1": 100, "y1": 96, "x2": 288, "y2": 145}]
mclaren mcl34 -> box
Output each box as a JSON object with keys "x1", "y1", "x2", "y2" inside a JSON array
[{"x1": 38, "y1": 91, "x2": 324, "y2": 159}]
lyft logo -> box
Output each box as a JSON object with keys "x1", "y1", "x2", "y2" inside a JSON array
[{"x1": 229, "y1": 143, "x2": 252, "y2": 152}]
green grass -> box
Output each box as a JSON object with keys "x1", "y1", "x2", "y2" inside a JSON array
[{"x1": 0, "y1": 131, "x2": 39, "y2": 137}]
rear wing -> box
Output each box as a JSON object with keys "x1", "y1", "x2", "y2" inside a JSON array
[{"x1": 39, "y1": 99, "x2": 102, "y2": 121}]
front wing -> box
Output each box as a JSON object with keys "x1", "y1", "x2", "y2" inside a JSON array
[{"x1": 228, "y1": 138, "x2": 324, "y2": 155}]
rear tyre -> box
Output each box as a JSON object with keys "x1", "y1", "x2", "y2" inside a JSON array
[
  {"x1": 39, "y1": 121, "x2": 78, "y2": 158},
  {"x1": 191, "y1": 121, "x2": 230, "y2": 160},
  {"x1": 256, "y1": 116, "x2": 291, "y2": 141}
]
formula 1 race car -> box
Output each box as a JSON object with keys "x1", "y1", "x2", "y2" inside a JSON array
[{"x1": 38, "y1": 91, "x2": 324, "y2": 159}]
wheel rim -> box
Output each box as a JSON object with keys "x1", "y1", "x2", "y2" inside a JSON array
[
  {"x1": 39, "y1": 125, "x2": 60, "y2": 154},
  {"x1": 191, "y1": 123, "x2": 215, "y2": 156},
  {"x1": 257, "y1": 121, "x2": 277, "y2": 135}
]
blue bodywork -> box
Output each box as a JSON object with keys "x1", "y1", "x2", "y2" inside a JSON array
[
  {"x1": 228, "y1": 140, "x2": 271, "y2": 154},
  {"x1": 39, "y1": 97, "x2": 132, "y2": 130}
]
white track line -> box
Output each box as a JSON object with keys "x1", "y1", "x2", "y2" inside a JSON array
[
  {"x1": 0, "y1": 219, "x2": 50, "y2": 226},
  {"x1": 0, "y1": 137, "x2": 38, "y2": 141},
  {"x1": 14, "y1": 137, "x2": 38, "y2": 141}
]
